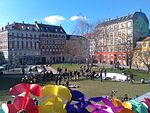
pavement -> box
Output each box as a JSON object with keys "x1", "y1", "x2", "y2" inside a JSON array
[{"x1": 45, "y1": 66, "x2": 57, "y2": 74}]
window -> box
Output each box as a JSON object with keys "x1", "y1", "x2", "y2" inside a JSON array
[
  {"x1": 122, "y1": 31, "x2": 126, "y2": 37},
  {"x1": 27, "y1": 26, "x2": 30, "y2": 30},
  {"x1": 114, "y1": 25, "x2": 118, "y2": 31},
  {"x1": 119, "y1": 24, "x2": 122, "y2": 29},
  {"x1": 127, "y1": 22, "x2": 132, "y2": 27},
  {"x1": 60, "y1": 29, "x2": 63, "y2": 32},
  {"x1": 114, "y1": 32, "x2": 117, "y2": 37},
  {"x1": 118, "y1": 31, "x2": 121, "y2": 37},
  {"x1": 143, "y1": 43, "x2": 146, "y2": 47},
  {"x1": 127, "y1": 29, "x2": 132, "y2": 36}
]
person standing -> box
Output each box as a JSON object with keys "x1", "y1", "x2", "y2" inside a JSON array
[
  {"x1": 99, "y1": 69, "x2": 103, "y2": 82},
  {"x1": 129, "y1": 73, "x2": 133, "y2": 84},
  {"x1": 104, "y1": 69, "x2": 107, "y2": 79},
  {"x1": 22, "y1": 68, "x2": 25, "y2": 75},
  {"x1": 91, "y1": 71, "x2": 95, "y2": 80}
]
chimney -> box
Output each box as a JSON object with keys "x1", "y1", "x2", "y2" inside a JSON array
[
  {"x1": 35, "y1": 21, "x2": 38, "y2": 24},
  {"x1": 139, "y1": 9, "x2": 142, "y2": 12},
  {"x1": 7, "y1": 22, "x2": 9, "y2": 25},
  {"x1": 22, "y1": 21, "x2": 24, "y2": 24}
]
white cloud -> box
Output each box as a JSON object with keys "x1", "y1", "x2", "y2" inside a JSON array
[
  {"x1": 44, "y1": 15, "x2": 66, "y2": 25},
  {"x1": 70, "y1": 15, "x2": 88, "y2": 21}
]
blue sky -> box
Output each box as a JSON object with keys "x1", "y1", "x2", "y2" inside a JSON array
[{"x1": 0, "y1": 0, "x2": 150, "y2": 34}]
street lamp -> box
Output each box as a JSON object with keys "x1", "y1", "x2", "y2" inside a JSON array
[{"x1": 126, "y1": 39, "x2": 132, "y2": 69}]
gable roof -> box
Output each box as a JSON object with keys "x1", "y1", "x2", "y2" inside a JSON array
[
  {"x1": 96, "y1": 11, "x2": 148, "y2": 28},
  {"x1": 5, "y1": 22, "x2": 37, "y2": 31},
  {"x1": 143, "y1": 36, "x2": 150, "y2": 41},
  {"x1": 36, "y1": 23, "x2": 66, "y2": 34}
]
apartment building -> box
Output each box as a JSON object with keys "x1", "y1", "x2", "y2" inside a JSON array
[
  {"x1": 84, "y1": 33, "x2": 96, "y2": 57},
  {"x1": 95, "y1": 10, "x2": 149, "y2": 66},
  {"x1": 0, "y1": 21, "x2": 66, "y2": 65}
]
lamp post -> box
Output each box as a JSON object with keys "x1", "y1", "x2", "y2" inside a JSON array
[{"x1": 126, "y1": 39, "x2": 132, "y2": 69}]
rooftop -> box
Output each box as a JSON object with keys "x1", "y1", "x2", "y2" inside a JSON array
[
  {"x1": 96, "y1": 11, "x2": 148, "y2": 28},
  {"x1": 36, "y1": 22, "x2": 66, "y2": 34},
  {"x1": 1, "y1": 21, "x2": 67, "y2": 34}
]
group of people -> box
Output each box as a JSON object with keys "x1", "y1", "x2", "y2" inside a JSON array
[
  {"x1": 89, "y1": 69, "x2": 107, "y2": 82},
  {"x1": 55, "y1": 67, "x2": 81, "y2": 85},
  {"x1": 21, "y1": 65, "x2": 54, "y2": 84}
]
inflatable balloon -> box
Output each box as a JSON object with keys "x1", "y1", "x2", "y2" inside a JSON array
[
  {"x1": 39, "y1": 85, "x2": 71, "y2": 113},
  {"x1": 0, "y1": 108, "x2": 4, "y2": 113},
  {"x1": 142, "y1": 98, "x2": 150, "y2": 112},
  {"x1": 3, "y1": 83, "x2": 42, "y2": 113},
  {"x1": 111, "y1": 98, "x2": 133, "y2": 113},
  {"x1": 1, "y1": 83, "x2": 150, "y2": 113},
  {"x1": 10, "y1": 83, "x2": 42, "y2": 97},
  {"x1": 128, "y1": 99, "x2": 148, "y2": 113},
  {"x1": 66, "y1": 90, "x2": 123, "y2": 113},
  {"x1": 2, "y1": 96, "x2": 38, "y2": 113}
]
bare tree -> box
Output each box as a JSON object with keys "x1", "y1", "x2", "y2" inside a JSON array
[
  {"x1": 64, "y1": 36, "x2": 88, "y2": 63},
  {"x1": 134, "y1": 48, "x2": 150, "y2": 72},
  {"x1": 71, "y1": 19, "x2": 96, "y2": 70},
  {"x1": 64, "y1": 39, "x2": 79, "y2": 63},
  {"x1": 132, "y1": 50, "x2": 140, "y2": 70},
  {"x1": 72, "y1": 19, "x2": 94, "y2": 35}
]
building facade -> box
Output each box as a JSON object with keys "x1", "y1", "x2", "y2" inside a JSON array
[
  {"x1": 133, "y1": 36, "x2": 150, "y2": 70},
  {"x1": 95, "y1": 11, "x2": 149, "y2": 66},
  {"x1": 36, "y1": 22, "x2": 66, "y2": 64},
  {"x1": 0, "y1": 22, "x2": 66, "y2": 65},
  {"x1": 65, "y1": 35, "x2": 89, "y2": 63},
  {"x1": 84, "y1": 33, "x2": 96, "y2": 57},
  {"x1": 0, "y1": 22, "x2": 40, "y2": 65}
]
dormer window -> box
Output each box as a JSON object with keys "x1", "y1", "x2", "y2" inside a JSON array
[
  {"x1": 27, "y1": 26, "x2": 30, "y2": 30},
  {"x1": 22, "y1": 26, "x2": 24, "y2": 29}
]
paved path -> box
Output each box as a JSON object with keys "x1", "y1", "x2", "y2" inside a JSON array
[{"x1": 45, "y1": 66, "x2": 57, "y2": 74}]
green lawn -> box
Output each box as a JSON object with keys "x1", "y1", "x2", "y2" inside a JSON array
[
  {"x1": 70, "y1": 79, "x2": 150, "y2": 99},
  {"x1": 0, "y1": 77, "x2": 21, "y2": 105},
  {"x1": 0, "y1": 77, "x2": 150, "y2": 106},
  {"x1": 51, "y1": 63, "x2": 81, "y2": 71}
]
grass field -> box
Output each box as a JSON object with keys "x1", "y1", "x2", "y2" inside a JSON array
[
  {"x1": 69, "y1": 79, "x2": 150, "y2": 99},
  {"x1": 0, "y1": 76, "x2": 21, "y2": 105}
]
